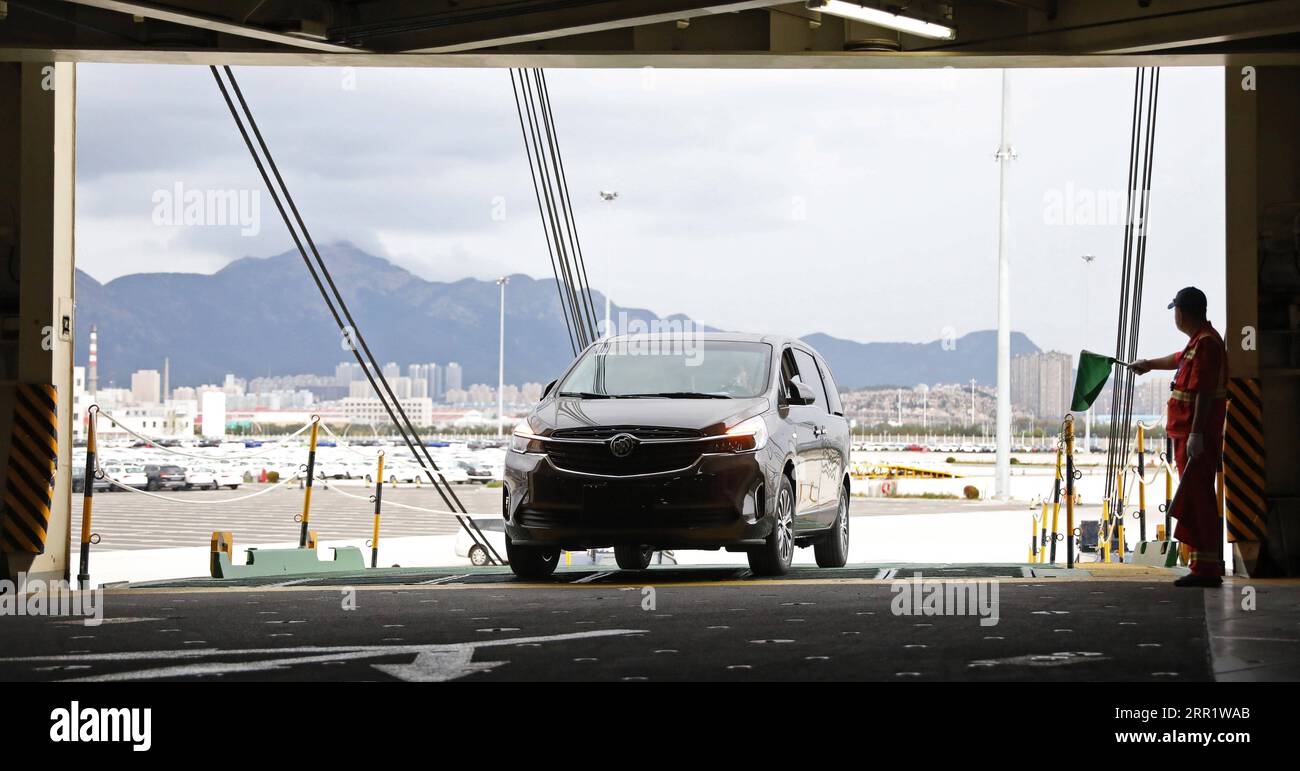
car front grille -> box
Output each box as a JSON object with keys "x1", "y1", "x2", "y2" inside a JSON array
[{"x1": 545, "y1": 438, "x2": 707, "y2": 476}]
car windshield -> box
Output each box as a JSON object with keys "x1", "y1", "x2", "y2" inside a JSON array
[{"x1": 558, "y1": 340, "x2": 772, "y2": 399}]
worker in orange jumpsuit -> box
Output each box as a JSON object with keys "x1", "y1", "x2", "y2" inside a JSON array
[{"x1": 1129, "y1": 287, "x2": 1228, "y2": 587}]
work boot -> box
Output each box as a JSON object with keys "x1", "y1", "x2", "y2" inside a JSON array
[{"x1": 1173, "y1": 573, "x2": 1223, "y2": 588}]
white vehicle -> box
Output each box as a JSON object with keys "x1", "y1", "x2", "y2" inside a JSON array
[
  {"x1": 455, "y1": 460, "x2": 495, "y2": 485},
  {"x1": 454, "y1": 518, "x2": 508, "y2": 567},
  {"x1": 103, "y1": 464, "x2": 148, "y2": 490},
  {"x1": 184, "y1": 467, "x2": 219, "y2": 490},
  {"x1": 370, "y1": 462, "x2": 424, "y2": 485},
  {"x1": 214, "y1": 467, "x2": 242, "y2": 489}
]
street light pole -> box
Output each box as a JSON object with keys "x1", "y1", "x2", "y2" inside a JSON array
[
  {"x1": 497, "y1": 276, "x2": 509, "y2": 436},
  {"x1": 993, "y1": 68, "x2": 1016, "y2": 500},
  {"x1": 1082, "y1": 254, "x2": 1095, "y2": 453},
  {"x1": 969, "y1": 377, "x2": 976, "y2": 431}
]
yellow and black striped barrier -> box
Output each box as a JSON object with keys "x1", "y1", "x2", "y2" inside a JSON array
[
  {"x1": 1223, "y1": 378, "x2": 1267, "y2": 543},
  {"x1": 1, "y1": 383, "x2": 59, "y2": 556}
]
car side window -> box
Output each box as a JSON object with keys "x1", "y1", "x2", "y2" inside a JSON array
[
  {"x1": 780, "y1": 347, "x2": 800, "y2": 400},
  {"x1": 791, "y1": 349, "x2": 830, "y2": 413},
  {"x1": 816, "y1": 357, "x2": 844, "y2": 416}
]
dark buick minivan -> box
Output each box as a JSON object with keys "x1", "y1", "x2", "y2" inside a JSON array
[{"x1": 503, "y1": 333, "x2": 852, "y2": 578}]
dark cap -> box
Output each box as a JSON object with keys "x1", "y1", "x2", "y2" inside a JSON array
[{"x1": 1168, "y1": 286, "x2": 1207, "y2": 313}]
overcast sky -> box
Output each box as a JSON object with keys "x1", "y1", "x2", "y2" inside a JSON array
[{"x1": 75, "y1": 64, "x2": 1224, "y2": 359}]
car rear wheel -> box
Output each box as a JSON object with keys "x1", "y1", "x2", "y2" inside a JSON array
[
  {"x1": 468, "y1": 544, "x2": 490, "y2": 567},
  {"x1": 506, "y1": 535, "x2": 560, "y2": 580},
  {"x1": 749, "y1": 476, "x2": 795, "y2": 577},
  {"x1": 815, "y1": 484, "x2": 850, "y2": 568},
  {"x1": 614, "y1": 545, "x2": 654, "y2": 570}
]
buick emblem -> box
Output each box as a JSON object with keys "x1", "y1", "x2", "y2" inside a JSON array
[{"x1": 608, "y1": 433, "x2": 637, "y2": 458}]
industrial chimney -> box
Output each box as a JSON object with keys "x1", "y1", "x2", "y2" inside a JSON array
[{"x1": 88, "y1": 325, "x2": 99, "y2": 396}]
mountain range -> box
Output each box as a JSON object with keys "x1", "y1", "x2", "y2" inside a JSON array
[{"x1": 74, "y1": 243, "x2": 1040, "y2": 390}]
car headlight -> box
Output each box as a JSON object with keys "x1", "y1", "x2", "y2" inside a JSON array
[
  {"x1": 510, "y1": 420, "x2": 546, "y2": 454},
  {"x1": 723, "y1": 415, "x2": 768, "y2": 452}
]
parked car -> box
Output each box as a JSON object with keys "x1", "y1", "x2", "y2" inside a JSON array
[
  {"x1": 71, "y1": 463, "x2": 111, "y2": 494},
  {"x1": 143, "y1": 464, "x2": 187, "y2": 491},
  {"x1": 454, "y1": 518, "x2": 508, "y2": 566},
  {"x1": 456, "y1": 460, "x2": 495, "y2": 484},
  {"x1": 184, "y1": 467, "x2": 219, "y2": 490},
  {"x1": 102, "y1": 464, "x2": 148, "y2": 490},
  {"x1": 503, "y1": 333, "x2": 852, "y2": 578},
  {"x1": 214, "y1": 467, "x2": 242, "y2": 490}
]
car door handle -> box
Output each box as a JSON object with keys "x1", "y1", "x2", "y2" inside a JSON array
[{"x1": 812, "y1": 425, "x2": 826, "y2": 437}]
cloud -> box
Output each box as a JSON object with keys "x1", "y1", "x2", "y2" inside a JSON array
[{"x1": 74, "y1": 63, "x2": 1224, "y2": 359}]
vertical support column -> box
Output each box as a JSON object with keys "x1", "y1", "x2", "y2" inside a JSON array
[
  {"x1": 2, "y1": 62, "x2": 76, "y2": 583},
  {"x1": 1224, "y1": 65, "x2": 1259, "y2": 378}
]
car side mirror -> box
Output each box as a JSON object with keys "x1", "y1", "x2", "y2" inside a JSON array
[
  {"x1": 790, "y1": 381, "x2": 817, "y2": 406},
  {"x1": 542, "y1": 379, "x2": 557, "y2": 399}
]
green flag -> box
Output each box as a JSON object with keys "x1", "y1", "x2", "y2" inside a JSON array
[{"x1": 1071, "y1": 350, "x2": 1116, "y2": 412}]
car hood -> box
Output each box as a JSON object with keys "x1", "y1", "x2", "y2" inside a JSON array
[{"x1": 535, "y1": 396, "x2": 768, "y2": 434}]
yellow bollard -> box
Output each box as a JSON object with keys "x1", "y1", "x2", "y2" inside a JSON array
[
  {"x1": 299, "y1": 416, "x2": 320, "y2": 548},
  {"x1": 371, "y1": 451, "x2": 385, "y2": 568},
  {"x1": 1164, "y1": 436, "x2": 1174, "y2": 539},
  {"x1": 78, "y1": 406, "x2": 99, "y2": 590},
  {"x1": 1038, "y1": 502, "x2": 1049, "y2": 563},
  {"x1": 1137, "y1": 424, "x2": 1148, "y2": 542},
  {"x1": 1049, "y1": 446, "x2": 1062, "y2": 564},
  {"x1": 1064, "y1": 416, "x2": 1076, "y2": 569},
  {"x1": 1102, "y1": 498, "x2": 1111, "y2": 563},
  {"x1": 1115, "y1": 467, "x2": 1125, "y2": 563}
]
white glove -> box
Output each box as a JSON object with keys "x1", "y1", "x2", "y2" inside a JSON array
[{"x1": 1186, "y1": 433, "x2": 1204, "y2": 459}]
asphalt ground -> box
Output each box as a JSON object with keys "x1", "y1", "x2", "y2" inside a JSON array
[{"x1": 0, "y1": 573, "x2": 1238, "y2": 683}]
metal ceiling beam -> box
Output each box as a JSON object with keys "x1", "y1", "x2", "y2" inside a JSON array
[
  {"x1": 51, "y1": 0, "x2": 367, "y2": 52},
  {"x1": 380, "y1": 0, "x2": 790, "y2": 53},
  {"x1": 924, "y1": 0, "x2": 1300, "y2": 54}
]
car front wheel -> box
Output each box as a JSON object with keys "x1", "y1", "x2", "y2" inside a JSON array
[
  {"x1": 506, "y1": 535, "x2": 559, "y2": 580},
  {"x1": 468, "y1": 544, "x2": 490, "y2": 567},
  {"x1": 749, "y1": 476, "x2": 795, "y2": 576},
  {"x1": 814, "y1": 484, "x2": 850, "y2": 568},
  {"x1": 614, "y1": 545, "x2": 654, "y2": 570}
]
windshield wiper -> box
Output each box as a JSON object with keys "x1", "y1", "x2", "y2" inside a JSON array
[
  {"x1": 557, "y1": 391, "x2": 615, "y2": 399},
  {"x1": 621, "y1": 392, "x2": 733, "y2": 399}
]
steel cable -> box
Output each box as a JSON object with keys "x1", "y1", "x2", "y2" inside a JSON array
[{"x1": 210, "y1": 66, "x2": 503, "y2": 564}]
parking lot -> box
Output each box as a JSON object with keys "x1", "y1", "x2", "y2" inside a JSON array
[{"x1": 74, "y1": 481, "x2": 498, "y2": 551}]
